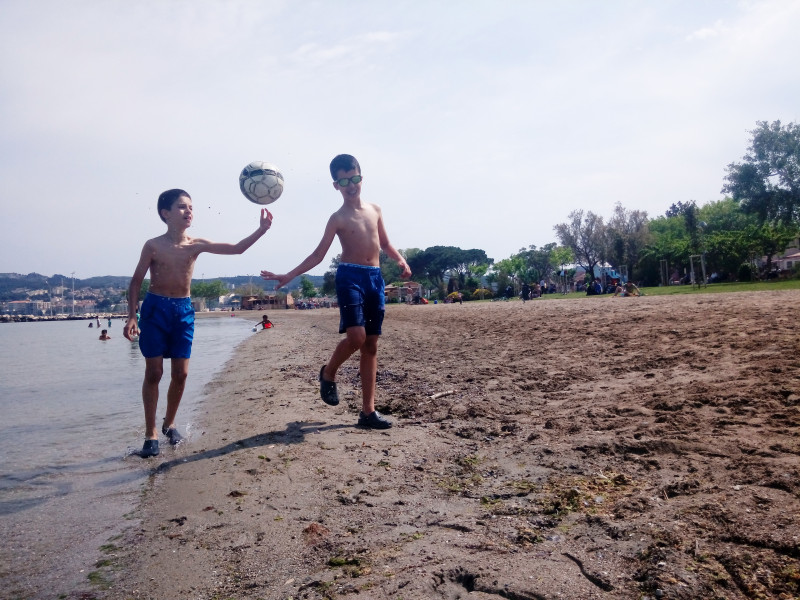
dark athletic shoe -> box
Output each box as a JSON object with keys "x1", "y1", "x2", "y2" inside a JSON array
[
  {"x1": 319, "y1": 365, "x2": 340, "y2": 406},
  {"x1": 141, "y1": 439, "x2": 160, "y2": 458},
  {"x1": 161, "y1": 425, "x2": 184, "y2": 445},
  {"x1": 358, "y1": 410, "x2": 392, "y2": 429}
]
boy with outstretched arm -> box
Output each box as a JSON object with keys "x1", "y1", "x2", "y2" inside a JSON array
[
  {"x1": 124, "y1": 189, "x2": 273, "y2": 457},
  {"x1": 261, "y1": 154, "x2": 410, "y2": 429}
]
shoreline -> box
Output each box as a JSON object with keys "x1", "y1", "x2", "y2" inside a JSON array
[
  {"x1": 0, "y1": 315, "x2": 259, "y2": 600},
  {"x1": 0, "y1": 307, "x2": 284, "y2": 323},
  {"x1": 101, "y1": 294, "x2": 800, "y2": 599}
]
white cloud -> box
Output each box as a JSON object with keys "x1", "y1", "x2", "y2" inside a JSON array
[{"x1": 687, "y1": 21, "x2": 726, "y2": 42}]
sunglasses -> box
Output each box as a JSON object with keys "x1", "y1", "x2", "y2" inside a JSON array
[{"x1": 335, "y1": 175, "x2": 363, "y2": 187}]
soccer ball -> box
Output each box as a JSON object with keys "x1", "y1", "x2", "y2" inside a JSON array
[{"x1": 239, "y1": 161, "x2": 284, "y2": 205}]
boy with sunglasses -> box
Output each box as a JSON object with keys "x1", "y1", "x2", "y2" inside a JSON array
[{"x1": 261, "y1": 154, "x2": 410, "y2": 429}]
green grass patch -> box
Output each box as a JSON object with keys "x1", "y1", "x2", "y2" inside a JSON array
[
  {"x1": 468, "y1": 279, "x2": 800, "y2": 302},
  {"x1": 508, "y1": 479, "x2": 538, "y2": 494},
  {"x1": 87, "y1": 570, "x2": 111, "y2": 589},
  {"x1": 94, "y1": 558, "x2": 115, "y2": 569},
  {"x1": 638, "y1": 279, "x2": 800, "y2": 296},
  {"x1": 455, "y1": 454, "x2": 483, "y2": 468},
  {"x1": 328, "y1": 555, "x2": 363, "y2": 567}
]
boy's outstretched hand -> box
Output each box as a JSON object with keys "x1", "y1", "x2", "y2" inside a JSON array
[
  {"x1": 123, "y1": 318, "x2": 139, "y2": 341},
  {"x1": 398, "y1": 260, "x2": 412, "y2": 279},
  {"x1": 261, "y1": 271, "x2": 292, "y2": 289},
  {"x1": 260, "y1": 208, "x2": 273, "y2": 230}
]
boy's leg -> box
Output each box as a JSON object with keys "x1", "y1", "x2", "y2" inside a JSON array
[
  {"x1": 356, "y1": 334, "x2": 391, "y2": 429},
  {"x1": 142, "y1": 357, "x2": 164, "y2": 439},
  {"x1": 322, "y1": 326, "x2": 366, "y2": 381},
  {"x1": 359, "y1": 334, "x2": 379, "y2": 414},
  {"x1": 162, "y1": 358, "x2": 189, "y2": 442}
]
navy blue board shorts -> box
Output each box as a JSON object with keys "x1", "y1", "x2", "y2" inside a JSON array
[
  {"x1": 138, "y1": 293, "x2": 195, "y2": 359},
  {"x1": 336, "y1": 263, "x2": 385, "y2": 336}
]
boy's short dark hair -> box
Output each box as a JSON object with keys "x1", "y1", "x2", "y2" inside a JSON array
[
  {"x1": 157, "y1": 189, "x2": 191, "y2": 223},
  {"x1": 329, "y1": 154, "x2": 360, "y2": 179}
]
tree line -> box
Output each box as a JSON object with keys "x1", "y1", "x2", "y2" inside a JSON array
[
  {"x1": 554, "y1": 120, "x2": 800, "y2": 287},
  {"x1": 183, "y1": 120, "x2": 798, "y2": 303},
  {"x1": 333, "y1": 120, "x2": 800, "y2": 299}
]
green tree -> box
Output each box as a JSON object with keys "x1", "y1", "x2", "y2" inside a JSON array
[
  {"x1": 697, "y1": 198, "x2": 759, "y2": 278},
  {"x1": 321, "y1": 271, "x2": 336, "y2": 297},
  {"x1": 451, "y1": 249, "x2": 493, "y2": 281},
  {"x1": 492, "y1": 258, "x2": 520, "y2": 295},
  {"x1": 191, "y1": 280, "x2": 227, "y2": 307},
  {"x1": 638, "y1": 213, "x2": 689, "y2": 286},
  {"x1": 470, "y1": 263, "x2": 489, "y2": 289},
  {"x1": 321, "y1": 255, "x2": 341, "y2": 297},
  {"x1": 554, "y1": 210, "x2": 606, "y2": 278},
  {"x1": 722, "y1": 120, "x2": 800, "y2": 225},
  {"x1": 514, "y1": 243, "x2": 557, "y2": 283},
  {"x1": 299, "y1": 276, "x2": 317, "y2": 298},
  {"x1": 406, "y1": 246, "x2": 490, "y2": 297},
  {"x1": 551, "y1": 245, "x2": 574, "y2": 271},
  {"x1": 380, "y1": 251, "x2": 403, "y2": 284},
  {"x1": 749, "y1": 222, "x2": 798, "y2": 275},
  {"x1": 605, "y1": 203, "x2": 651, "y2": 281}
]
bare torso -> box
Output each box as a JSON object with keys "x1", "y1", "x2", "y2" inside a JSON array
[
  {"x1": 334, "y1": 202, "x2": 383, "y2": 266},
  {"x1": 145, "y1": 234, "x2": 205, "y2": 297}
]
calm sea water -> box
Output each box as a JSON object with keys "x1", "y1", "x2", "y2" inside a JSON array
[{"x1": 0, "y1": 315, "x2": 258, "y2": 598}]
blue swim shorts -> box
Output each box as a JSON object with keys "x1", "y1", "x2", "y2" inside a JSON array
[
  {"x1": 138, "y1": 293, "x2": 195, "y2": 359},
  {"x1": 336, "y1": 263, "x2": 385, "y2": 335}
]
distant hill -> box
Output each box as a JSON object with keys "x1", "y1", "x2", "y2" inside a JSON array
[
  {"x1": 0, "y1": 272, "x2": 324, "y2": 300},
  {"x1": 207, "y1": 275, "x2": 325, "y2": 293}
]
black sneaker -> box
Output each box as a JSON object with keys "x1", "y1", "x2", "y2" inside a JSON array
[
  {"x1": 141, "y1": 439, "x2": 160, "y2": 458},
  {"x1": 161, "y1": 424, "x2": 184, "y2": 445},
  {"x1": 358, "y1": 410, "x2": 392, "y2": 429},
  {"x1": 319, "y1": 365, "x2": 340, "y2": 406}
]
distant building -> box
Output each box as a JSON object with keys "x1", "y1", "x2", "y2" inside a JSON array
[
  {"x1": 385, "y1": 281, "x2": 423, "y2": 303},
  {"x1": 241, "y1": 294, "x2": 294, "y2": 310},
  {"x1": 758, "y1": 236, "x2": 800, "y2": 274},
  {"x1": 3, "y1": 299, "x2": 55, "y2": 316}
]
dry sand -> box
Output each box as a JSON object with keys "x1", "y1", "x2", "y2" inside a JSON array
[{"x1": 95, "y1": 291, "x2": 799, "y2": 599}]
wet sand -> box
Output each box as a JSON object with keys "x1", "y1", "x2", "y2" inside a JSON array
[{"x1": 96, "y1": 292, "x2": 799, "y2": 599}]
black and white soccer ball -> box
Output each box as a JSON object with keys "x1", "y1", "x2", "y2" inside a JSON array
[{"x1": 239, "y1": 161, "x2": 284, "y2": 205}]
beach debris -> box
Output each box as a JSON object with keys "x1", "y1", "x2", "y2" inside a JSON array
[
  {"x1": 303, "y1": 522, "x2": 331, "y2": 545},
  {"x1": 430, "y1": 390, "x2": 455, "y2": 400}
]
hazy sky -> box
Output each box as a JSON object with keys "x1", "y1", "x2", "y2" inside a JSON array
[{"x1": 1, "y1": 0, "x2": 798, "y2": 279}]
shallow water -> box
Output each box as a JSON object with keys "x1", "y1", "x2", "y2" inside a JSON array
[{"x1": 0, "y1": 315, "x2": 259, "y2": 598}]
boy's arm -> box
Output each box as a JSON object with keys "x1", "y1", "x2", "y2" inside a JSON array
[
  {"x1": 123, "y1": 243, "x2": 153, "y2": 340},
  {"x1": 261, "y1": 214, "x2": 338, "y2": 288},
  {"x1": 196, "y1": 208, "x2": 273, "y2": 256},
  {"x1": 376, "y1": 207, "x2": 412, "y2": 279}
]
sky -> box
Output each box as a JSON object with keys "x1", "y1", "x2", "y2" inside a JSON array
[{"x1": 1, "y1": 0, "x2": 799, "y2": 280}]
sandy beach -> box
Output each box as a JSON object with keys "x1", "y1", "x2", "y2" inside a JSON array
[{"x1": 97, "y1": 292, "x2": 799, "y2": 600}]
